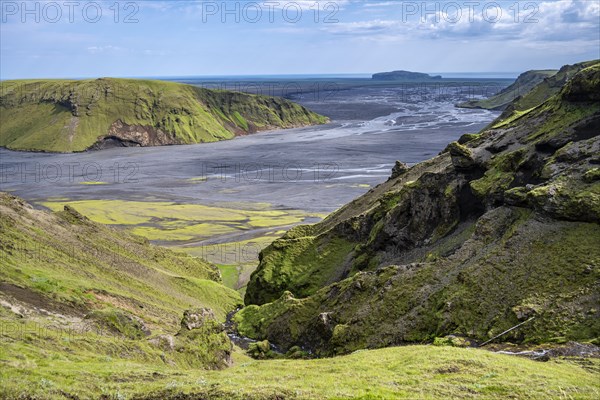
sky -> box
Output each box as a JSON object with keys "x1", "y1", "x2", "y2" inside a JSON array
[{"x1": 1, "y1": 0, "x2": 599, "y2": 79}]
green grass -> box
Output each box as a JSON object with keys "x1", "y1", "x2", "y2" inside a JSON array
[
  {"x1": 0, "y1": 192, "x2": 245, "y2": 392},
  {"x1": 215, "y1": 264, "x2": 240, "y2": 290},
  {"x1": 457, "y1": 69, "x2": 558, "y2": 110},
  {"x1": 1, "y1": 343, "x2": 598, "y2": 399},
  {"x1": 513, "y1": 60, "x2": 599, "y2": 111},
  {"x1": 41, "y1": 199, "x2": 323, "y2": 245},
  {"x1": 0, "y1": 78, "x2": 328, "y2": 152},
  {"x1": 0, "y1": 194, "x2": 242, "y2": 327}
]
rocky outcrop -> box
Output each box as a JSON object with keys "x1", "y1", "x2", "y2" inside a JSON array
[
  {"x1": 85, "y1": 308, "x2": 152, "y2": 339},
  {"x1": 238, "y1": 62, "x2": 600, "y2": 355},
  {"x1": 91, "y1": 119, "x2": 183, "y2": 149},
  {"x1": 180, "y1": 307, "x2": 217, "y2": 331},
  {"x1": 177, "y1": 307, "x2": 233, "y2": 368},
  {"x1": 389, "y1": 161, "x2": 409, "y2": 179}
]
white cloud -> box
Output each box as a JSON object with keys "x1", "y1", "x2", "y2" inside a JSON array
[
  {"x1": 323, "y1": 19, "x2": 398, "y2": 35},
  {"x1": 87, "y1": 45, "x2": 127, "y2": 54},
  {"x1": 321, "y1": 0, "x2": 600, "y2": 47},
  {"x1": 143, "y1": 49, "x2": 168, "y2": 56}
]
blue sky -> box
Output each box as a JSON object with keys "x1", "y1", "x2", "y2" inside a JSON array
[{"x1": 1, "y1": 0, "x2": 599, "y2": 79}]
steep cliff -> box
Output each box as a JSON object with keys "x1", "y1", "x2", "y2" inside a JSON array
[{"x1": 238, "y1": 63, "x2": 600, "y2": 355}]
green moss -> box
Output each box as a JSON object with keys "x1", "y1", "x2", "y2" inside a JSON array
[
  {"x1": 457, "y1": 133, "x2": 481, "y2": 144},
  {"x1": 85, "y1": 308, "x2": 148, "y2": 340},
  {"x1": 470, "y1": 170, "x2": 514, "y2": 198},
  {"x1": 526, "y1": 100, "x2": 597, "y2": 143},
  {"x1": 457, "y1": 69, "x2": 558, "y2": 110},
  {"x1": 0, "y1": 78, "x2": 328, "y2": 152},
  {"x1": 583, "y1": 168, "x2": 600, "y2": 183},
  {"x1": 244, "y1": 235, "x2": 355, "y2": 305},
  {"x1": 470, "y1": 149, "x2": 527, "y2": 198},
  {"x1": 491, "y1": 107, "x2": 536, "y2": 129},
  {"x1": 247, "y1": 340, "x2": 278, "y2": 359},
  {"x1": 526, "y1": 179, "x2": 600, "y2": 221},
  {"x1": 446, "y1": 141, "x2": 472, "y2": 159}
]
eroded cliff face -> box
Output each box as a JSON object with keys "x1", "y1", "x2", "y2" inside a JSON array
[
  {"x1": 237, "y1": 63, "x2": 600, "y2": 355},
  {"x1": 88, "y1": 120, "x2": 184, "y2": 149}
]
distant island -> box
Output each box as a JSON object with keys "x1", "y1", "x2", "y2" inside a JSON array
[{"x1": 372, "y1": 70, "x2": 442, "y2": 81}]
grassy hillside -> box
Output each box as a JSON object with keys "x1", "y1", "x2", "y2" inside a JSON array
[
  {"x1": 1, "y1": 343, "x2": 598, "y2": 399},
  {"x1": 458, "y1": 69, "x2": 557, "y2": 110},
  {"x1": 239, "y1": 63, "x2": 600, "y2": 354},
  {"x1": 458, "y1": 60, "x2": 599, "y2": 112},
  {"x1": 4, "y1": 194, "x2": 598, "y2": 399},
  {"x1": 509, "y1": 60, "x2": 599, "y2": 111},
  {"x1": 0, "y1": 192, "x2": 244, "y2": 373},
  {"x1": 0, "y1": 78, "x2": 328, "y2": 152},
  {"x1": 0, "y1": 193, "x2": 243, "y2": 322}
]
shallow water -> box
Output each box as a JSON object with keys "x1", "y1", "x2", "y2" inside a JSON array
[{"x1": 0, "y1": 82, "x2": 500, "y2": 214}]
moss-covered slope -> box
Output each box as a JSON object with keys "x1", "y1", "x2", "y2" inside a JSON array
[
  {"x1": 239, "y1": 63, "x2": 600, "y2": 355},
  {"x1": 458, "y1": 69, "x2": 558, "y2": 110},
  {"x1": 0, "y1": 193, "x2": 243, "y2": 368},
  {"x1": 458, "y1": 60, "x2": 598, "y2": 111},
  {"x1": 0, "y1": 78, "x2": 328, "y2": 152},
  {"x1": 509, "y1": 60, "x2": 599, "y2": 112}
]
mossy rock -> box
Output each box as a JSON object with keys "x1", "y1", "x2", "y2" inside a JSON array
[
  {"x1": 180, "y1": 307, "x2": 217, "y2": 331},
  {"x1": 457, "y1": 133, "x2": 481, "y2": 144},
  {"x1": 285, "y1": 345, "x2": 310, "y2": 359},
  {"x1": 85, "y1": 308, "x2": 150, "y2": 340},
  {"x1": 433, "y1": 335, "x2": 472, "y2": 348},
  {"x1": 247, "y1": 340, "x2": 278, "y2": 359},
  {"x1": 583, "y1": 168, "x2": 600, "y2": 183},
  {"x1": 446, "y1": 141, "x2": 477, "y2": 170}
]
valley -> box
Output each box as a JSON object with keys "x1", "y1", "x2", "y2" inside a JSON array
[
  {"x1": 1, "y1": 63, "x2": 599, "y2": 399},
  {"x1": 2, "y1": 0, "x2": 600, "y2": 397},
  {"x1": 1, "y1": 78, "x2": 498, "y2": 293}
]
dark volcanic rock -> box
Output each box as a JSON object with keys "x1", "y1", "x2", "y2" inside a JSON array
[
  {"x1": 238, "y1": 62, "x2": 600, "y2": 356},
  {"x1": 390, "y1": 161, "x2": 409, "y2": 179}
]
